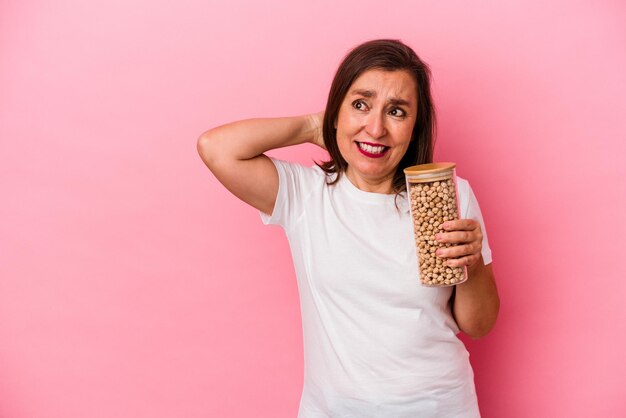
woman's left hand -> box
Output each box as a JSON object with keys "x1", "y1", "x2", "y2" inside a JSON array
[{"x1": 434, "y1": 219, "x2": 483, "y2": 268}]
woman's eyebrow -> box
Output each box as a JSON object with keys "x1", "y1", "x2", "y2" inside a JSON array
[{"x1": 350, "y1": 89, "x2": 412, "y2": 107}]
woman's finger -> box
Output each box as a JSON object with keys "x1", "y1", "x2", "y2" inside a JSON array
[
  {"x1": 441, "y1": 219, "x2": 477, "y2": 231},
  {"x1": 435, "y1": 230, "x2": 479, "y2": 245},
  {"x1": 436, "y1": 242, "x2": 481, "y2": 259},
  {"x1": 443, "y1": 253, "x2": 480, "y2": 268}
]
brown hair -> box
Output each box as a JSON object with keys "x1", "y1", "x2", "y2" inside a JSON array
[{"x1": 315, "y1": 38, "x2": 436, "y2": 196}]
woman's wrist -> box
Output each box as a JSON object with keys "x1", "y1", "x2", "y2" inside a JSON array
[{"x1": 303, "y1": 111, "x2": 326, "y2": 149}]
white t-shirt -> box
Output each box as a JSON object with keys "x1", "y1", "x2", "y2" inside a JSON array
[{"x1": 259, "y1": 157, "x2": 492, "y2": 418}]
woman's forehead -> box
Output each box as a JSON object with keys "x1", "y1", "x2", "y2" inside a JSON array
[{"x1": 348, "y1": 69, "x2": 417, "y2": 103}]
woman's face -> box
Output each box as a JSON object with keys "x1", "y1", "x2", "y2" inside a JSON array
[{"x1": 334, "y1": 68, "x2": 418, "y2": 193}]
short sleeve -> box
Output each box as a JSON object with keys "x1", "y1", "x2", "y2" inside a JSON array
[
  {"x1": 258, "y1": 157, "x2": 318, "y2": 230},
  {"x1": 457, "y1": 177, "x2": 493, "y2": 265}
]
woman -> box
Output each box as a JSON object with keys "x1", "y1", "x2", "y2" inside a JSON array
[{"x1": 198, "y1": 39, "x2": 499, "y2": 418}]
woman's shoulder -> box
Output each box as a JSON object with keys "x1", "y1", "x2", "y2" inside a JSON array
[
  {"x1": 454, "y1": 175, "x2": 471, "y2": 213},
  {"x1": 454, "y1": 175, "x2": 487, "y2": 220},
  {"x1": 269, "y1": 157, "x2": 333, "y2": 187},
  {"x1": 273, "y1": 157, "x2": 334, "y2": 176},
  {"x1": 456, "y1": 175, "x2": 469, "y2": 186},
  {"x1": 456, "y1": 175, "x2": 470, "y2": 193}
]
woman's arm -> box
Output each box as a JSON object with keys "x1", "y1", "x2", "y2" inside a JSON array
[
  {"x1": 197, "y1": 112, "x2": 324, "y2": 215},
  {"x1": 452, "y1": 256, "x2": 499, "y2": 339},
  {"x1": 435, "y1": 220, "x2": 500, "y2": 339}
]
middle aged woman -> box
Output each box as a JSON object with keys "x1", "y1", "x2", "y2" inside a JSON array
[{"x1": 197, "y1": 38, "x2": 500, "y2": 418}]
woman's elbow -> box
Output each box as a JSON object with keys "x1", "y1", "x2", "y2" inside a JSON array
[
  {"x1": 197, "y1": 131, "x2": 218, "y2": 167},
  {"x1": 465, "y1": 323, "x2": 496, "y2": 340},
  {"x1": 462, "y1": 301, "x2": 500, "y2": 340}
]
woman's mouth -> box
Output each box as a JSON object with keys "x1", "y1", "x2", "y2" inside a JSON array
[{"x1": 356, "y1": 141, "x2": 390, "y2": 158}]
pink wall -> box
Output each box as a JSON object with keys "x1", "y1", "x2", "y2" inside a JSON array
[{"x1": 2, "y1": 1, "x2": 625, "y2": 417}]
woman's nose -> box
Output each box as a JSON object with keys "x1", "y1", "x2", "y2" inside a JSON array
[{"x1": 365, "y1": 111, "x2": 387, "y2": 139}]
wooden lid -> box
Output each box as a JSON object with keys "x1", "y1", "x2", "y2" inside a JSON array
[{"x1": 403, "y1": 162, "x2": 456, "y2": 175}]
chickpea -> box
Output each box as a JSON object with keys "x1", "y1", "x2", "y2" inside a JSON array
[{"x1": 408, "y1": 177, "x2": 466, "y2": 286}]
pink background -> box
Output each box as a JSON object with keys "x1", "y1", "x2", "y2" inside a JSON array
[{"x1": 2, "y1": 1, "x2": 625, "y2": 417}]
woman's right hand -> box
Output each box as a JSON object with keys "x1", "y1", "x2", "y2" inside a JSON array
[{"x1": 307, "y1": 111, "x2": 326, "y2": 150}]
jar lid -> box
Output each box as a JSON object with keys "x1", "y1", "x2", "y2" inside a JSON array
[{"x1": 403, "y1": 162, "x2": 456, "y2": 175}]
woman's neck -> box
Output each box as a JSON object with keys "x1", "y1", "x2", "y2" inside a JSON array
[{"x1": 345, "y1": 167, "x2": 395, "y2": 194}]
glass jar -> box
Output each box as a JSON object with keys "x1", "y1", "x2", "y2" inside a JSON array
[{"x1": 404, "y1": 163, "x2": 468, "y2": 287}]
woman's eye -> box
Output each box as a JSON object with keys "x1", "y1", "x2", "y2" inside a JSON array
[
  {"x1": 352, "y1": 100, "x2": 368, "y2": 111},
  {"x1": 389, "y1": 108, "x2": 406, "y2": 117}
]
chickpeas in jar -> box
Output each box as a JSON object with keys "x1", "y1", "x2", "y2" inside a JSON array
[{"x1": 404, "y1": 163, "x2": 468, "y2": 287}]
